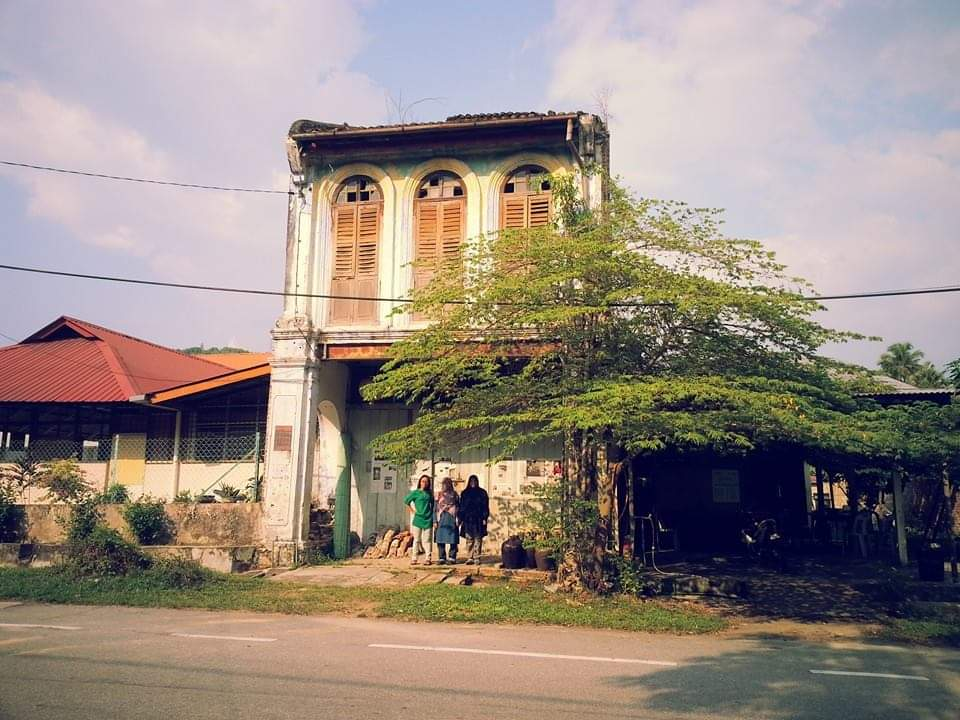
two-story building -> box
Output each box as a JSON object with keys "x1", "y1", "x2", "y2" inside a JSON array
[{"x1": 262, "y1": 112, "x2": 609, "y2": 554}]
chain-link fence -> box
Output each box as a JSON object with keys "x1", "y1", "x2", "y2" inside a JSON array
[{"x1": 2, "y1": 433, "x2": 263, "y2": 503}]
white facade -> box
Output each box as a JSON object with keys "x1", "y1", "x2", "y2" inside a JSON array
[{"x1": 262, "y1": 114, "x2": 608, "y2": 550}]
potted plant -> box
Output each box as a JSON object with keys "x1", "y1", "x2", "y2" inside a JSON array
[{"x1": 213, "y1": 483, "x2": 244, "y2": 503}]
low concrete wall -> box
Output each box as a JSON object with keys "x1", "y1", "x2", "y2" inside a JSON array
[
  {"x1": 0, "y1": 543, "x2": 265, "y2": 572},
  {"x1": 19, "y1": 502, "x2": 264, "y2": 546}
]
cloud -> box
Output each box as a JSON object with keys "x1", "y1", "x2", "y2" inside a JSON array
[
  {"x1": 0, "y1": 1, "x2": 386, "y2": 350},
  {"x1": 544, "y1": 0, "x2": 960, "y2": 367}
]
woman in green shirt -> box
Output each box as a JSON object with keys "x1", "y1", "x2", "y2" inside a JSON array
[{"x1": 404, "y1": 475, "x2": 435, "y2": 565}]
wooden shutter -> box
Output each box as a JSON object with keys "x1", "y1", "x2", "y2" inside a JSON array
[
  {"x1": 330, "y1": 205, "x2": 357, "y2": 323},
  {"x1": 414, "y1": 198, "x2": 463, "y2": 290},
  {"x1": 501, "y1": 196, "x2": 527, "y2": 229},
  {"x1": 527, "y1": 193, "x2": 552, "y2": 227},
  {"x1": 329, "y1": 202, "x2": 380, "y2": 324},
  {"x1": 355, "y1": 203, "x2": 379, "y2": 322},
  {"x1": 414, "y1": 201, "x2": 440, "y2": 290},
  {"x1": 439, "y1": 199, "x2": 463, "y2": 261}
]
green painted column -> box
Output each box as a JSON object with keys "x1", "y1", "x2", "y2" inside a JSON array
[{"x1": 333, "y1": 432, "x2": 352, "y2": 560}]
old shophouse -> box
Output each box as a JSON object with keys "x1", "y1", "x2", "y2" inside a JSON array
[{"x1": 262, "y1": 112, "x2": 609, "y2": 554}]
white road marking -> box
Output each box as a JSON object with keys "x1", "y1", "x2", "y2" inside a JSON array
[
  {"x1": 810, "y1": 670, "x2": 929, "y2": 681},
  {"x1": 171, "y1": 633, "x2": 277, "y2": 643},
  {"x1": 0, "y1": 623, "x2": 82, "y2": 631},
  {"x1": 369, "y1": 643, "x2": 678, "y2": 666}
]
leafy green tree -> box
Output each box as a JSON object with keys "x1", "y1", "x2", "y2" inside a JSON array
[
  {"x1": 946, "y1": 358, "x2": 960, "y2": 389},
  {"x1": 910, "y1": 362, "x2": 947, "y2": 389},
  {"x1": 363, "y1": 172, "x2": 871, "y2": 590},
  {"x1": 879, "y1": 342, "x2": 925, "y2": 383}
]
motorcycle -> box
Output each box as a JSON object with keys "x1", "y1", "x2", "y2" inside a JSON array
[{"x1": 741, "y1": 516, "x2": 788, "y2": 571}]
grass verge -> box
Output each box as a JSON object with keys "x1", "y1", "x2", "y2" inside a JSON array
[{"x1": 0, "y1": 566, "x2": 724, "y2": 634}]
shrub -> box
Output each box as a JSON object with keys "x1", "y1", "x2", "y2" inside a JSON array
[
  {"x1": 63, "y1": 496, "x2": 104, "y2": 545},
  {"x1": 63, "y1": 525, "x2": 149, "y2": 577},
  {"x1": 173, "y1": 490, "x2": 194, "y2": 503},
  {"x1": 100, "y1": 483, "x2": 130, "y2": 504},
  {"x1": 39, "y1": 460, "x2": 91, "y2": 504},
  {"x1": 122, "y1": 498, "x2": 174, "y2": 545},
  {"x1": 141, "y1": 556, "x2": 216, "y2": 589}
]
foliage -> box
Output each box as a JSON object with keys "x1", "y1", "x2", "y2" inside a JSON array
[
  {"x1": 947, "y1": 358, "x2": 960, "y2": 389},
  {"x1": 363, "y1": 171, "x2": 871, "y2": 589},
  {"x1": 173, "y1": 490, "x2": 194, "y2": 503},
  {"x1": 245, "y1": 475, "x2": 263, "y2": 502},
  {"x1": 38, "y1": 460, "x2": 91, "y2": 504},
  {"x1": 878, "y1": 342, "x2": 946, "y2": 388},
  {"x1": 62, "y1": 525, "x2": 149, "y2": 577},
  {"x1": 0, "y1": 461, "x2": 41, "y2": 495},
  {"x1": 62, "y1": 496, "x2": 104, "y2": 546},
  {"x1": 99, "y1": 483, "x2": 130, "y2": 504},
  {"x1": 140, "y1": 557, "x2": 215, "y2": 589},
  {"x1": 122, "y1": 498, "x2": 174, "y2": 545},
  {"x1": 178, "y1": 345, "x2": 251, "y2": 355},
  {"x1": 0, "y1": 492, "x2": 25, "y2": 542},
  {"x1": 214, "y1": 483, "x2": 244, "y2": 503}
]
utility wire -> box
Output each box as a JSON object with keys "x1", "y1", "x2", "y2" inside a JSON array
[
  {"x1": 0, "y1": 160, "x2": 292, "y2": 195},
  {"x1": 0, "y1": 263, "x2": 958, "y2": 305}
]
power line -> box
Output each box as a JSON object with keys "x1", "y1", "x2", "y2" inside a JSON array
[
  {"x1": 0, "y1": 160, "x2": 292, "y2": 196},
  {"x1": 0, "y1": 263, "x2": 958, "y2": 305}
]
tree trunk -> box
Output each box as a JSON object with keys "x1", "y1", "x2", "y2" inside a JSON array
[{"x1": 594, "y1": 444, "x2": 614, "y2": 586}]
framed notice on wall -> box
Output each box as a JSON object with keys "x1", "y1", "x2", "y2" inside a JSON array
[
  {"x1": 711, "y1": 469, "x2": 741, "y2": 504},
  {"x1": 371, "y1": 457, "x2": 397, "y2": 494}
]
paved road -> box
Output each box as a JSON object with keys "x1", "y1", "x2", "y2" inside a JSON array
[{"x1": 0, "y1": 601, "x2": 957, "y2": 719}]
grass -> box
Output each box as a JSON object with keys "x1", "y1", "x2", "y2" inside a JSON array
[
  {"x1": 885, "y1": 618, "x2": 960, "y2": 646},
  {"x1": 0, "y1": 566, "x2": 724, "y2": 634}
]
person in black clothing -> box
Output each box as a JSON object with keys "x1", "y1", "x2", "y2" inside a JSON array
[{"x1": 458, "y1": 474, "x2": 489, "y2": 565}]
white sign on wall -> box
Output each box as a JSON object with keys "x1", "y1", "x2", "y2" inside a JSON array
[{"x1": 711, "y1": 469, "x2": 741, "y2": 504}]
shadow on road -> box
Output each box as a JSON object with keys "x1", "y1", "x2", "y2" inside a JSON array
[{"x1": 606, "y1": 638, "x2": 960, "y2": 720}]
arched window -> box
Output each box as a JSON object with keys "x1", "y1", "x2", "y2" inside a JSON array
[
  {"x1": 501, "y1": 165, "x2": 552, "y2": 229},
  {"x1": 413, "y1": 172, "x2": 465, "y2": 293},
  {"x1": 330, "y1": 175, "x2": 381, "y2": 324}
]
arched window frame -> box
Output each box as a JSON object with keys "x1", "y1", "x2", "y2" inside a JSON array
[{"x1": 500, "y1": 165, "x2": 553, "y2": 229}]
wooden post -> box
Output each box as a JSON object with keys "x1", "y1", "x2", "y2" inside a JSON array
[{"x1": 893, "y1": 472, "x2": 908, "y2": 566}]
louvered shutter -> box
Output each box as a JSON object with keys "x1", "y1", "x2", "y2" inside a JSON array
[
  {"x1": 354, "y1": 203, "x2": 380, "y2": 323},
  {"x1": 328, "y1": 202, "x2": 380, "y2": 324},
  {"x1": 439, "y1": 199, "x2": 463, "y2": 262},
  {"x1": 330, "y1": 205, "x2": 357, "y2": 323},
  {"x1": 527, "y1": 193, "x2": 552, "y2": 227},
  {"x1": 501, "y1": 196, "x2": 527, "y2": 229},
  {"x1": 414, "y1": 201, "x2": 440, "y2": 291}
]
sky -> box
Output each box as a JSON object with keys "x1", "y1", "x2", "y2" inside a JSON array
[{"x1": 1, "y1": 0, "x2": 958, "y2": 370}]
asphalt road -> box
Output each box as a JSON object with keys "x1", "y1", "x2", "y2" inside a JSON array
[{"x1": 0, "y1": 601, "x2": 957, "y2": 720}]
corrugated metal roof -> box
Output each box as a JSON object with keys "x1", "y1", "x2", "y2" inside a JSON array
[
  {"x1": 289, "y1": 111, "x2": 584, "y2": 138},
  {"x1": 202, "y1": 352, "x2": 271, "y2": 370},
  {"x1": 0, "y1": 316, "x2": 232, "y2": 403}
]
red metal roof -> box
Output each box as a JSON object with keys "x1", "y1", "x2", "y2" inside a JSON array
[{"x1": 0, "y1": 316, "x2": 233, "y2": 403}]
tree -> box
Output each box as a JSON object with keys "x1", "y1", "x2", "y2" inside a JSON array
[
  {"x1": 946, "y1": 358, "x2": 960, "y2": 389},
  {"x1": 363, "y1": 173, "x2": 870, "y2": 591},
  {"x1": 878, "y1": 342, "x2": 925, "y2": 383},
  {"x1": 910, "y1": 362, "x2": 947, "y2": 389}
]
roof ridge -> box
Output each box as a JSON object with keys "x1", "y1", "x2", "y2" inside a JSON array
[{"x1": 61, "y1": 315, "x2": 230, "y2": 371}]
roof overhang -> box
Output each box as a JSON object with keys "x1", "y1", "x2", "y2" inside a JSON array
[{"x1": 146, "y1": 364, "x2": 271, "y2": 404}]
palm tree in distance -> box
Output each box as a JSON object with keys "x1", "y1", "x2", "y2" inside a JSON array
[
  {"x1": 910, "y1": 362, "x2": 947, "y2": 389},
  {"x1": 878, "y1": 342, "x2": 925, "y2": 383}
]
